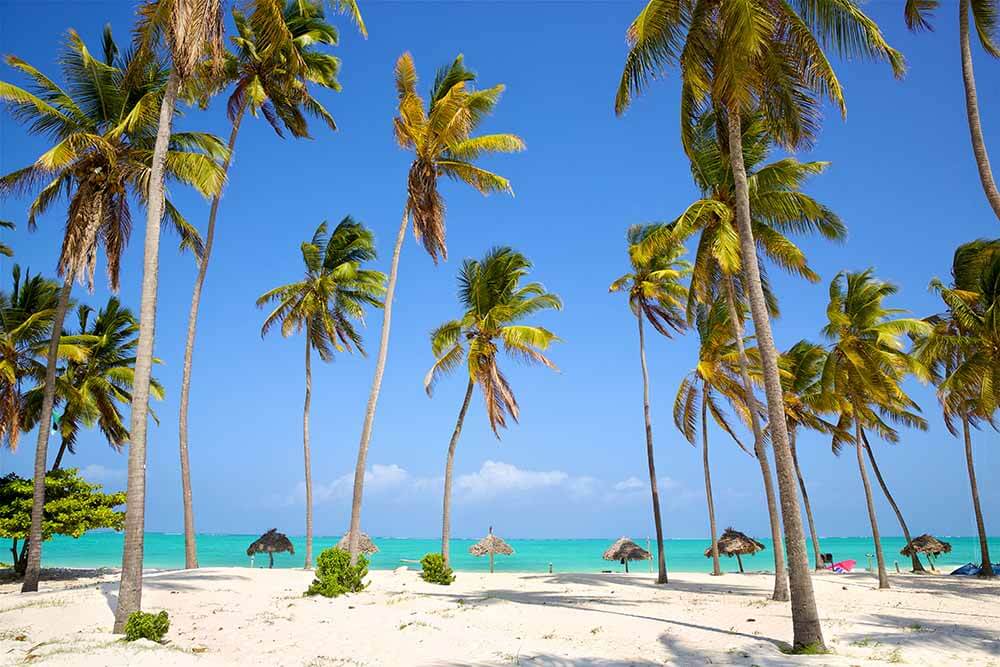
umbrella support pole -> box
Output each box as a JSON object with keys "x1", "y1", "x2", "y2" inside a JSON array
[
  {"x1": 737, "y1": 554, "x2": 744, "y2": 573},
  {"x1": 269, "y1": 553, "x2": 274, "y2": 569}
]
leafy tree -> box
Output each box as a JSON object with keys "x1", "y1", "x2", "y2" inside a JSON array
[
  {"x1": 610, "y1": 224, "x2": 688, "y2": 583},
  {"x1": 426, "y1": 247, "x2": 560, "y2": 567},
  {"x1": 820, "y1": 270, "x2": 931, "y2": 587},
  {"x1": 674, "y1": 301, "x2": 754, "y2": 577},
  {"x1": 0, "y1": 25, "x2": 225, "y2": 593},
  {"x1": 914, "y1": 239, "x2": 1000, "y2": 577},
  {"x1": 258, "y1": 218, "x2": 384, "y2": 568},
  {"x1": 906, "y1": 0, "x2": 1000, "y2": 222},
  {"x1": 346, "y1": 53, "x2": 523, "y2": 564},
  {"x1": 177, "y1": 0, "x2": 357, "y2": 570},
  {"x1": 615, "y1": 0, "x2": 901, "y2": 648},
  {"x1": 0, "y1": 468, "x2": 125, "y2": 575}
]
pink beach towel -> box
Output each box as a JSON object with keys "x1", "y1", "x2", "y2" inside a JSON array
[{"x1": 827, "y1": 559, "x2": 856, "y2": 573}]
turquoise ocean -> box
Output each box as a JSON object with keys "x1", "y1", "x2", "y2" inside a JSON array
[{"x1": 24, "y1": 533, "x2": 999, "y2": 574}]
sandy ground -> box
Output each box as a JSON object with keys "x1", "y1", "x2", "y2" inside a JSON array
[{"x1": 1, "y1": 566, "x2": 998, "y2": 666}]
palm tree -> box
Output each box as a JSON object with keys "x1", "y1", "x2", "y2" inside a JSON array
[
  {"x1": 426, "y1": 247, "x2": 560, "y2": 567},
  {"x1": 346, "y1": 53, "x2": 523, "y2": 563},
  {"x1": 674, "y1": 301, "x2": 755, "y2": 577},
  {"x1": 914, "y1": 239, "x2": 1000, "y2": 577},
  {"x1": 22, "y1": 298, "x2": 163, "y2": 471},
  {"x1": 645, "y1": 110, "x2": 845, "y2": 600},
  {"x1": 116, "y1": 0, "x2": 227, "y2": 632},
  {"x1": 615, "y1": 1, "x2": 902, "y2": 648},
  {"x1": 777, "y1": 341, "x2": 840, "y2": 570},
  {"x1": 0, "y1": 26, "x2": 225, "y2": 594},
  {"x1": 905, "y1": 1, "x2": 1000, "y2": 221},
  {"x1": 257, "y1": 218, "x2": 384, "y2": 569},
  {"x1": 177, "y1": 0, "x2": 351, "y2": 571},
  {"x1": 0, "y1": 220, "x2": 14, "y2": 258},
  {"x1": 820, "y1": 270, "x2": 931, "y2": 589},
  {"x1": 610, "y1": 224, "x2": 689, "y2": 583}
]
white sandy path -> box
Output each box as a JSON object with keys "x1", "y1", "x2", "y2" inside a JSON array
[{"x1": 1, "y1": 567, "x2": 999, "y2": 666}]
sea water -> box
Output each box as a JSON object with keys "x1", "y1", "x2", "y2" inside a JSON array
[{"x1": 20, "y1": 533, "x2": 998, "y2": 574}]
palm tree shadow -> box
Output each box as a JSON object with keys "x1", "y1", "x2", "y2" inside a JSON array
[
  {"x1": 840, "y1": 613, "x2": 1000, "y2": 659},
  {"x1": 98, "y1": 569, "x2": 252, "y2": 615},
  {"x1": 519, "y1": 572, "x2": 773, "y2": 598}
]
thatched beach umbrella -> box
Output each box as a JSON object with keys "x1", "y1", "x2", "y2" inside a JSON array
[
  {"x1": 337, "y1": 531, "x2": 379, "y2": 555},
  {"x1": 246, "y1": 529, "x2": 294, "y2": 568},
  {"x1": 469, "y1": 527, "x2": 514, "y2": 573},
  {"x1": 901, "y1": 534, "x2": 952, "y2": 571},
  {"x1": 704, "y1": 528, "x2": 765, "y2": 573},
  {"x1": 603, "y1": 537, "x2": 651, "y2": 573}
]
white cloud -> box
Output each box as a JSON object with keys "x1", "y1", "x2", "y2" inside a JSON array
[
  {"x1": 614, "y1": 476, "x2": 645, "y2": 492},
  {"x1": 455, "y1": 460, "x2": 569, "y2": 500},
  {"x1": 79, "y1": 464, "x2": 125, "y2": 483}
]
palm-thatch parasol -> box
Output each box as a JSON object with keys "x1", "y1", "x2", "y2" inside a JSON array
[
  {"x1": 603, "y1": 537, "x2": 651, "y2": 573},
  {"x1": 246, "y1": 529, "x2": 294, "y2": 568},
  {"x1": 704, "y1": 528, "x2": 765, "y2": 573},
  {"x1": 337, "y1": 531, "x2": 379, "y2": 555},
  {"x1": 469, "y1": 527, "x2": 514, "y2": 573},
  {"x1": 900, "y1": 534, "x2": 952, "y2": 571}
]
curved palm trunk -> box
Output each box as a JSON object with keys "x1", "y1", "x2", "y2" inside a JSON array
[
  {"x1": 723, "y1": 275, "x2": 788, "y2": 600},
  {"x1": 177, "y1": 108, "x2": 245, "y2": 571},
  {"x1": 860, "y1": 431, "x2": 925, "y2": 573},
  {"x1": 303, "y1": 338, "x2": 313, "y2": 569},
  {"x1": 962, "y1": 416, "x2": 994, "y2": 577},
  {"x1": 789, "y1": 429, "x2": 822, "y2": 571},
  {"x1": 347, "y1": 206, "x2": 409, "y2": 565},
  {"x1": 441, "y1": 379, "x2": 474, "y2": 567},
  {"x1": 853, "y1": 419, "x2": 889, "y2": 588},
  {"x1": 51, "y1": 437, "x2": 71, "y2": 471},
  {"x1": 114, "y1": 69, "x2": 179, "y2": 634},
  {"x1": 637, "y1": 313, "x2": 668, "y2": 584},
  {"x1": 20, "y1": 275, "x2": 72, "y2": 593},
  {"x1": 959, "y1": 0, "x2": 1000, "y2": 221},
  {"x1": 726, "y1": 109, "x2": 824, "y2": 650},
  {"x1": 702, "y1": 384, "x2": 721, "y2": 576}
]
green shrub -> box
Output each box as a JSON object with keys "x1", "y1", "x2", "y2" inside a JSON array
[
  {"x1": 123, "y1": 610, "x2": 169, "y2": 642},
  {"x1": 420, "y1": 552, "x2": 455, "y2": 585},
  {"x1": 305, "y1": 547, "x2": 368, "y2": 597}
]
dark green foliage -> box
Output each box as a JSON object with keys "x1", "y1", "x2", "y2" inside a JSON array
[
  {"x1": 420, "y1": 552, "x2": 455, "y2": 585},
  {"x1": 305, "y1": 547, "x2": 368, "y2": 597},
  {"x1": 123, "y1": 610, "x2": 170, "y2": 642}
]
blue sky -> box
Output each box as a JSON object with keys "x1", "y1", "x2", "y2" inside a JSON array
[{"x1": 0, "y1": 1, "x2": 997, "y2": 544}]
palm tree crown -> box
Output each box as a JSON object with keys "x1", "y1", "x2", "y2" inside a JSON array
[{"x1": 610, "y1": 223, "x2": 690, "y2": 336}]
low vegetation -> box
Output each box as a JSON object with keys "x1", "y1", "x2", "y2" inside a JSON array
[
  {"x1": 305, "y1": 548, "x2": 369, "y2": 597},
  {"x1": 123, "y1": 610, "x2": 170, "y2": 643},
  {"x1": 420, "y1": 553, "x2": 455, "y2": 585}
]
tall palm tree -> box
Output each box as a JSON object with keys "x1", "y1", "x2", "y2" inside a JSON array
[
  {"x1": 177, "y1": 0, "x2": 350, "y2": 571},
  {"x1": 906, "y1": 1, "x2": 1000, "y2": 221},
  {"x1": 425, "y1": 247, "x2": 560, "y2": 567},
  {"x1": 777, "y1": 341, "x2": 840, "y2": 571},
  {"x1": 820, "y1": 270, "x2": 931, "y2": 589},
  {"x1": 346, "y1": 53, "x2": 523, "y2": 563},
  {"x1": 645, "y1": 110, "x2": 845, "y2": 600},
  {"x1": 914, "y1": 239, "x2": 1000, "y2": 577},
  {"x1": 674, "y1": 301, "x2": 755, "y2": 577},
  {"x1": 610, "y1": 224, "x2": 689, "y2": 583},
  {"x1": 257, "y1": 218, "x2": 384, "y2": 569},
  {"x1": 615, "y1": 1, "x2": 902, "y2": 649},
  {"x1": 22, "y1": 298, "x2": 163, "y2": 471},
  {"x1": 0, "y1": 26, "x2": 224, "y2": 594},
  {"x1": 116, "y1": 0, "x2": 226, "y2": 632}
]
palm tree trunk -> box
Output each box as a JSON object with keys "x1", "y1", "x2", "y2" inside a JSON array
[
  {"x1": 860, "y1": 431, "x2": 925, "y2": 573},
  {"x1": 637, "y1": 312, "x2": 668, "y2": 584},
  {"x1": 347, "y1": 205, "x2": 409, "y2": 565},
  {"x1": 962, "y1": 416, "x2": 993, "y2": 577},
  {"x1": 959, "y1": 0, "x2": 1000, "y2": 221},
  {"x1": 20, "y1": 275, "x2": 72, "y2": 593},
  {"x1": 113, "y1": 69, "x2": 179, "y2": 634},
  {"x1": 702, "y1": 383, "x2": 721, "y2": 576},
  {"x1": 177, "y1": 107, "x2": 245, "y2": 571},
  {"x1": 441, "y1": 379, "x2": 474, "y2": 567},
  {"x1": 51, "y1": 437, "x2": 70, "y2": 471},
  {"x1": 853, "y1": 418, "x2": 889, "y2": 588},
  {"x1": 303, "y1": 338, "x2": 313, "y2": 569},
  {"x1": 723, "y1": 274, "x2": 788, "y2": 600},
  {"x1": 726, "y1": 109, "x2": 824, "y2": 650},
  {"x1": 789, "y1": 428, "x2": 822, "y2": 571}
]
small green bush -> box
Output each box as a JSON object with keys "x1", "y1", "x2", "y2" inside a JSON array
[
  {"x1": 305, "y1": 547, "x2": 368, "y2": 597},
  {"x1": 420, "y1": 552, "x2": 455, "y2": 585},
  {"x1": 123, "y1": 610, "x2": 169, "y2": 642}
]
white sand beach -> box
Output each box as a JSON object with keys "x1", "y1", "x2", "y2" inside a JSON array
[{"x1": 1, "y1": 567, "x2": 998, "y2": 666}]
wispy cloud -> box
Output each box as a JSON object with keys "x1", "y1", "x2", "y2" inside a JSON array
[{"x1": 79, "y1": 464, "x2": 125, "y2": 484}]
